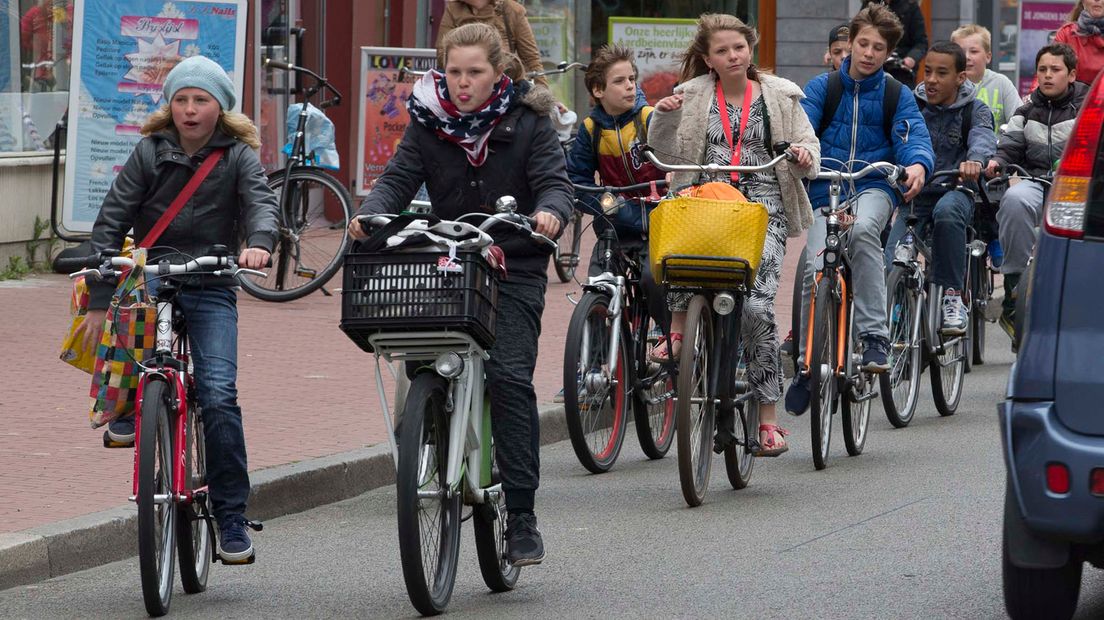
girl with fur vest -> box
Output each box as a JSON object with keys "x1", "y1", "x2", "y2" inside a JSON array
[
  {"x1": 352, "y1": 23, "x2": 572, "y2": 567},
  {"x1": 648, "y1": 14, "x2": 820, "y2": 457}
]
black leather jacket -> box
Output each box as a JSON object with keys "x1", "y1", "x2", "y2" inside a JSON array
[
  {"x1": 356, "y1": 87, "x2": 573, "y2": 285},
  {"x1": 88, "y1": 128, "x2": 280, "y2": 308}
]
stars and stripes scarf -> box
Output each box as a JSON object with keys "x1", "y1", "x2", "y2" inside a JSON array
[{"x1": 406, "y1": 69, "x2": 520, "y2": 166}]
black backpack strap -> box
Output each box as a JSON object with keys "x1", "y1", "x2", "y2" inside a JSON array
[
  {"x1": 882, "y1": 75, "x2": 902, "y2": 141},
  {"x1": 633, "y1": 109, "x2": 648, "y2": 147},
  {"x1": 816, "y1": 70, "x2": 844, "y2": 139}
]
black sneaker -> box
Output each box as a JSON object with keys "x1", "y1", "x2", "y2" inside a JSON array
[
  {"x1": 106, "y1": 416, "x2": 135, "y2": 445},
  {"x1": 219, "y1": 515, "x2": 255, "y2": 563},
  {"x1": 784, "y1": 374, "x2": 811, "y2": 416},
  {"x1": 861, "y1": 335, "x2": 891, "y2": 373},
  {"x1": 504, "y1": 512, "x2": 544, "y2": 567}
]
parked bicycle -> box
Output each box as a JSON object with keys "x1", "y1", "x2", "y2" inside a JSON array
[
  {"x1": 645, "y1": 146, "x2": 796, "y2": 506},
  {"x1": 239, "y1": 59, "x2": 353, "y2": 302},
  {"x1": 562, "y1": 180, "x2": 673, "y2": 473},
  {"x1": 881, "y1": 169, "x2": 981, "y2": 426},
  {"x1": 59, "y1": 247, "x2": 266, "y2": 617},
  {"x1": 341, "y1": 200, "x2": 555, "y2": 616},
  {"x1": 802, "y1": 161, "x2": 905, "y2": 469}
]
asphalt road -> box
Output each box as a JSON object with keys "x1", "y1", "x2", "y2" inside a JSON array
[{"x1": 3, "y1": 324, "x2": 1103, "y2": 619}]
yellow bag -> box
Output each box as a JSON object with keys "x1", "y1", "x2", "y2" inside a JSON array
[
  {"x1": 59, "y1": 238, "x2": 135, "y2": 374},
  {"x1": 649, "y1": 195, "x2": 769, "y2": 287}
]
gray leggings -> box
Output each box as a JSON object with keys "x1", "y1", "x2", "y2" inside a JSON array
[{"x1": 995, "y1": 179, "x2": 1045, "y2": 275}]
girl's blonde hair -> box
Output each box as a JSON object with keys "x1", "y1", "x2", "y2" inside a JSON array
[
  {"x1": 678, "y1": 13, "x2": 761, "y2": 83},
  {"x1": 441, "y1": 21, "x2": 523, "y2": 80},
  {"x1": 141, "y1": 106, "x2": 261, "y2": 150}
]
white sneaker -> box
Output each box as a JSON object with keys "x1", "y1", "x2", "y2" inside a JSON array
[{"x1": 941, "y1": 289, "x2": 968, "y2": 336}]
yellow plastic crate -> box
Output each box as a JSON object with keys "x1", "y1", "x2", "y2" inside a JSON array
[{"x1": 649, "y1": 196, "x2": 769, "y2": 286}]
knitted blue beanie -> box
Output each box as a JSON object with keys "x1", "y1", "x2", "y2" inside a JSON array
[{"x1": 162, "y1": 56, "x2": 236, "y2": 110}]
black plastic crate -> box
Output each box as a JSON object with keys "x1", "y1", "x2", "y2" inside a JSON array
[{"x1": 340, "y1": 251, "x2": 498, "y2": 353}]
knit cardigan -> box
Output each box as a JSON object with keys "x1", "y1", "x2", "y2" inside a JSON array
[{"x1": 648, "y1": 72, "x2": 820, "y2": 237}]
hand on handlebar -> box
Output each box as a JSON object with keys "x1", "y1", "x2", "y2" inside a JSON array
[
  {"x1": 985, "y1": 159, "x2": 1002, "y2": 179},
  {"x1": 902, "y1": 164, "x2": 926, "y2": 201},
  {"x1": 958, "y1": 160, "x2": 982, "y2": 183},
  {"x1": 790, "y1": 145, "x2": 814, "y2": 170},
  {"x1": 349, "y1": 215, "x2": 372, "y2": 240},
  {"x1": 238, "y1": 247, "x2": 271, "y2": 270},
  {"x1": 533, "y1": 211, "x2": 562, "y2": 238}
]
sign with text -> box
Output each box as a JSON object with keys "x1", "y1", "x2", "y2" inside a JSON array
[
  {"x1": 529, "y1": 16, "x2": 570, "y2": 106},
  {"x1": 1018, "y1": 1, "x2": 1075, "y2": 95},
  {"x1": 608, "y1": 17, "x2": 695, "y2": 104},
  {"x1": 356, "y1": 47, "x2": 436, "y2": 196},
  {"x1": 63, "y1": 0, "x2": 246, "y2": 233}
]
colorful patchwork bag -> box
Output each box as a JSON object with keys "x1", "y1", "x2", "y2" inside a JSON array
[{"x1": 88, "y1": 248, "x2": 157, "y2": 427}]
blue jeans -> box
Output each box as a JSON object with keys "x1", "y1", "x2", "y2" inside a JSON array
[
  {"x1": 884, "y1": 190, "x2": 973, "y2": 290},
  {"x1": 152, "y1": 283, "x2": 249, "y2": 525}
]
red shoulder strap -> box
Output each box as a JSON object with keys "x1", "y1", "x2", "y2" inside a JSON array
[{"x1": 138, "y1": 148, "x2": 226, "y2": 249}]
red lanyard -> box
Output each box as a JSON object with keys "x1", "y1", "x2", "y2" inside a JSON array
[{"x1": 716, "y1": 80, "x2": 754, "y2": 183}]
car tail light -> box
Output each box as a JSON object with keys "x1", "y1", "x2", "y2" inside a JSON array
[
  {"x1": 1091, "y1": 468, "x2": 1104, "y2": 497},
  {"x1": 1045, "y1": 75, "x2": 1104, "y2": 239},
  {"x1": 1046, "y1": 462, "x2": 1071, "y2": 494}
]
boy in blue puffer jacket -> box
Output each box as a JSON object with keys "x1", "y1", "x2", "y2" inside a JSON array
[{"x1": 787, "y1": 3, "x2": 934, "y2": 415}]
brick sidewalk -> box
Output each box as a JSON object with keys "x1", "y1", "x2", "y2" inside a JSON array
[{"x1": 0, "y1": 229, "x2": 802, "y2": 535}]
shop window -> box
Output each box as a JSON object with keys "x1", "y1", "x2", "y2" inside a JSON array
[
  {"x1": 591, "y1": 0, "x2": 753, "y2": 51},
  {"x1": 2, "y1": 0, "x2": 73, "y2": 154}
]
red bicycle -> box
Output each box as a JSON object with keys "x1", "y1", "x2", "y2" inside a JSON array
[{"x1": 63, "y1": 246, "x2": 266, "y2": 617}]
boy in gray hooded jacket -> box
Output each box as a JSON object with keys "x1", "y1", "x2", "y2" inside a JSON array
[{"x1": 886, "y1": 41, "x2": 996, "y2": 335}]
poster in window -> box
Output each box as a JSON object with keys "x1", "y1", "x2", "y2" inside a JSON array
[
  {"x1": 63, "y1": 0, "x2": 246, "y2": 233},
  {"x1": 1018, "y1": 2, "x2": 1075, "y2": 95},
  {"x1": 356, "y1": 47, "x2": 436, "y2": 197},
  {"x1": 608, "y1": 17, "x2": 696, "y2": 104}
]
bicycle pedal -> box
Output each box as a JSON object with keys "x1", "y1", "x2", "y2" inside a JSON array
[
  {"x1": 294, "y1": 268, "x2": 318, "y2": 279},
  {"x1": 219, "y1": 551, "x2": 256, "y2": 565},
  {"x1": 102, "y1": 431, "x2": 134, "y2": 449},
  {"x1": 245, "y1": 519, "x2": 264, "y2": 532}
]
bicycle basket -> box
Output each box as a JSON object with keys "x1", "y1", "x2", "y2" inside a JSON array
[
  {"x1": 649, "y1": 195, "x2": 769, "y2": 287},
  {"x1": 339, "y1": 251, "x2": 498, "y2": 353}
]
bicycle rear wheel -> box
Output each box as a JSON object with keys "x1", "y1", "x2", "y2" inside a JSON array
[
  {"x1": 554, "y1": 212, "x2": 584, "y2": 283},
  {"x1": 880, "y1": 266, "x2": 921, "y2": 428},
  {"x1": 842, "y1": 333, "x2": 872, "y2": 457},
  {"x1": 563, "y1": 292, "x2": 630, "y2": 473},
  {"x1": 397, "y1": 374, "x2": 461, "y2": 616},
  {"x1": 633, "y1": 316, "x2": 675, "y2": 459},
  {"x1": 677, "y1": 294, "x2": 714, "y2": 507},
  {"x1": 969, "y1": 250, "x2": 988, "y2": 366},
  {"x1": 240, "y1": 166, "x2": 352, "y2": 302},
  {"x1": 472, "y1": 446, "x2": 520, "y2": 593},
  {"x1": 789, "y1": 246, "x2": 808, "y2": 375},
  {"x1": 809, "y1": 283, "x2": 837, "y2": 471},
  {"x1": 137, "y1": 379, "x2": 177, "y2": 617},
  {"x1": 724, "y1": 346, "x2": 757, "y2": 490},
  {"x1": 177, "y1": 399, "x2": 212, "y2": 594}
]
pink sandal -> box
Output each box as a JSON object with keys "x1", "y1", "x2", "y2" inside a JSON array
[
  {"x1": 753, "y1": 424, "x2": 790, "y2": 457},
  {"x1": 648, "y1": 333, "x2": 683, "y2": 363}
]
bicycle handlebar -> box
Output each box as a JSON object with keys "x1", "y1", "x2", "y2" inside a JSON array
[
  {"x1": 644, "y1": 148, "x2": 794, "y2": 174},
  {"x1": 64, "y1": 254, "x2": 267, "y2": 281},
  {"x1": 986, "y1": 162, "x2": 1054, "y2": 187},
  {"x1": 357, "y1": 211, "x2": 557, "y2": 250},
  {"x1": 264, "y1": 58, "x2": 343, "y2": 108},
  {"x1": 527, "y1": 61, "x2": 587, "y2": 79},
  {"x1": 571, "y1": 180, "x2": 669, "y2": 194},
  {"x1": 814, "y1": 161, "x2": 904, "y2": 184}
]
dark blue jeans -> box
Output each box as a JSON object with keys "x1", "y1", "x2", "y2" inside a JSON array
[
  {"x1": 885, "y1": 190, "x2": 973, "y2": 290},
  {"x1": 172, "y1": 286, "x2": 250, "y2": 525}
]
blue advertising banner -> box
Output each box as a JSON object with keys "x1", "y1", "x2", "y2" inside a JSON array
[
  {"x1": 0, "y1": 0, "x2": 13, "y2": 93},
  {"x1": 63, "y1": 0, "x2": 246, "y2": 233}
]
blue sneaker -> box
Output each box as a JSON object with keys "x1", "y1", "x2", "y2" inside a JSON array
[
  {"x1": 219, "y1": 515, "x2": 254, "y2": 563},
  {"x1": 784, "y1": 374, "x2": 811, "y2": 416},
  {"x1": 861, "y1": 335, "x2": 891, "y2": 373},
  {"x1": 106, "y1": 416, "x2": 135, "y2": 445},
  {"x1": 988, "y1": 239, "x2": 1004, "y2": 269}
]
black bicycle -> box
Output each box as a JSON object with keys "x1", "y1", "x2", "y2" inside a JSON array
[{"x1": 239, "y1": 59, "x2": 353, "y2": 302}]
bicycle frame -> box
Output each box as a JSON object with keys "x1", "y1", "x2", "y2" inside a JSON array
[{"x1": 369, "y1": 331, "x2": 499, "y2": 505}]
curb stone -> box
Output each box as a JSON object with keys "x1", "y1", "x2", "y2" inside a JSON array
[{"x1": 0, "y1": 404, "x2": 566, "y2": 591}]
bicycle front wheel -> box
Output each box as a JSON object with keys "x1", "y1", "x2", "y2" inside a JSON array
[
  {"x1": 724, "y1": 345, "x2": 757, "y2": 490},
  {"x1": 397, "y1": 373, "x2": 461, "y2": 616},
  {"x1": 472, "y1": 446, "x2": 520, "y2": 593},
  {"x1": 633, "y1": 316, "x2": 675, "y2": 459},
  {"x1": 563, "y1": 292, "x2": 630, "y2": 473},
  {"x1": 809, "y1": 283, "x2": 837, "y2": 471},
  {"x1": 842, "y1": 332, "x2": 872, "y2": 457},
  {"x1": 677, "y1": 294, "x2": 714, "y2": 507},
  {"x1": 969, "y1": 250, "x2": 988, "y2": 366},
  {"x1": 554, "y1": 212, "x2": 584, "y2": 283},
  {"x1": 880, "y1": 266, "x2": 921, "y2": 428},
  {"x1": 138, "y1": 380, "x2": 177, "y2": 617},
  {"x1": 931, "y1": 298, "x2": 967, "y2": 416},
  {"x1": 177, "y1": 399, "x2": 211, "y2": 594},
  {"x1": 240, "y1": 166, "x2": 353, "y2": 302}
]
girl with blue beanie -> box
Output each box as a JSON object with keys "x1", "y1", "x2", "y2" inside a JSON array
[{"x1": 77, "y1": 55, "x2": 280, "y2": 564}]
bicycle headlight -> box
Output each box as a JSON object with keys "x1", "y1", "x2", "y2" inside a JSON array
[
  {"x1": 713, "y1": 292, "x2": 737, "y2": 315},
  {"x1": 825, "y1": 233, "x2": 841, "y2": 250},
  {"x1": 434, "y1": 352, "x2": 465, "y2": 379},
  {"x1": 599, "y1": 192, "x2": 619, "y2": 215}
]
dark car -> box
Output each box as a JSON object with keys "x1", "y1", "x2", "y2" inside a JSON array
[{"x1": 1000, "y1": 73, "x2": 1104, "y2": 620}]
